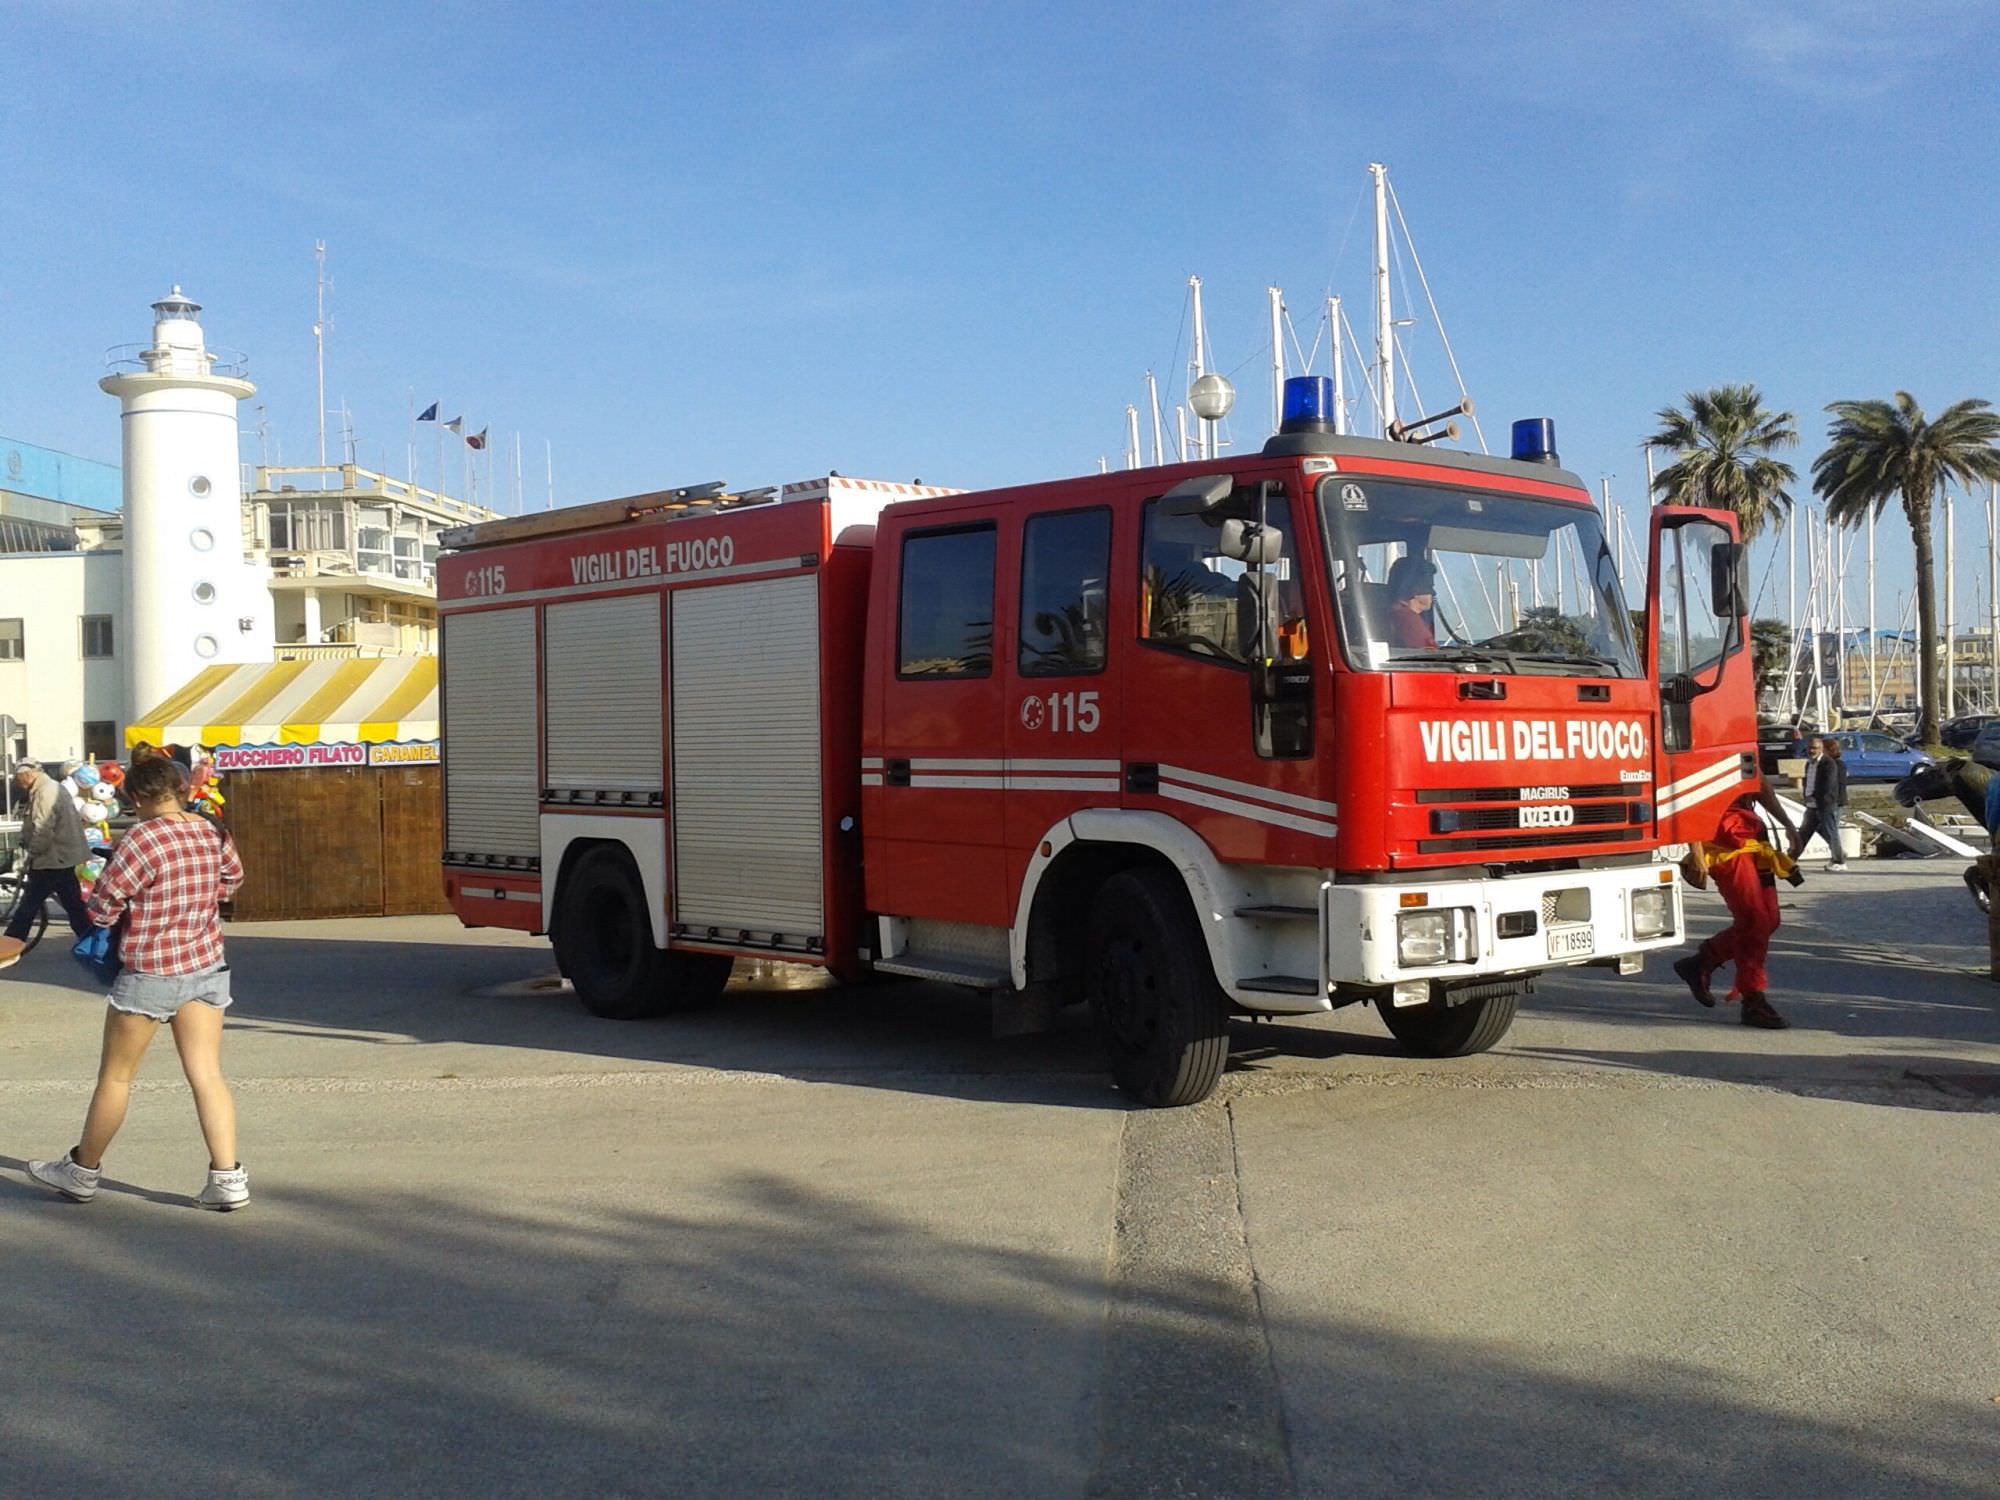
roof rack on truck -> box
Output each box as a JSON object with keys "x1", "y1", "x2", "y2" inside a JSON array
[{"x1": 439, "y1": 481, "x2": 778, "y2": 551}]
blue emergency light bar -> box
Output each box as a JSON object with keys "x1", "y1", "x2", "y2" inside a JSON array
[
  {"x1": 1279, "y1": 375, "x2": 1336, "y2": 435},
  {"x1": 1510, "y1": 417, "x2": 1559, "y2": 466}
]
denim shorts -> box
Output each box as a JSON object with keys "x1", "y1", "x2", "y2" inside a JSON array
[{"x1": 106, "y1": 963, "x2": 233, "y2": 1022}]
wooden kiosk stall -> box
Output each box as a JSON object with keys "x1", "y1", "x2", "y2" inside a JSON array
[{"x1": 126, "y1": 657, "x2": 449, "y2": 920}]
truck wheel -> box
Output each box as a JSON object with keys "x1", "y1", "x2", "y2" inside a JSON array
[
  {"x1": 1375, "y1": 988, "x2": 1519, "y2": 1057},
  {"x1": 1087, "y1": 869, "x2": 1229, "y2": 1107},
  {"x1": 552, "y1": 846, "x2": 731, "y2": 1018}
]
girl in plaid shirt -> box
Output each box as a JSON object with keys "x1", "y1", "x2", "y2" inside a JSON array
[{"x1": 29, "y1": 755, "x2": 251, "y2": 1210}]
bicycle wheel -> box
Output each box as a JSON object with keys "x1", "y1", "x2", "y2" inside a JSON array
[{"x1": 1, "y1": 879, "x2": 50, "y2": 954}]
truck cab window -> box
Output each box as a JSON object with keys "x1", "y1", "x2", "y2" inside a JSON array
[
  {"x1": 1140, "y1": 487, "x2": 1301, "y2": 667},
  {"x1": 1319, "y1": 476, "x2": 1639, "y2": 678},
  {"x1": 1019, "y1": 508, "x2": 1110, "y2": 676},
  {"x1": 898, "y1": 525, "x2": 996, "y2": 678}
]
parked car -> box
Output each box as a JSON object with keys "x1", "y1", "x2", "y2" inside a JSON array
[
  {"x1": 1757, "y1": 720, "x2": 1805, "y2": 775},
  {"x1": 1970, "y1": 721, "x2": 2000, "y2": 771},
  {"x1": 1786, "y1": 730, "x2": 1935, "y2": 782},
  {"x1": 1938, "y1": 715, "x2": 1998, "y2": 750}
]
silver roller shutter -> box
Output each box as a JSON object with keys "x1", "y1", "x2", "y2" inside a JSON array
[
  {"x1": 671, "y1": 574, "x2": 824, "y2": 941},
  {"x1": 545, "y1": 594, "x2": 663, "y2": 793},
  {"x1": 443, "y1": 606, "x2": 539, "y2": 859}
]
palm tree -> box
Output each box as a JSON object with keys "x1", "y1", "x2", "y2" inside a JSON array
[
  {"x1": 1647, "y1": 384, "x2": 1799, "y2": 541},
  {"x1": 1812, "y1": 393, "x2": 2000, "y2": 747},
  {"x1": 1750, "y1": 617, "x2": 1792, "y2": 696}
]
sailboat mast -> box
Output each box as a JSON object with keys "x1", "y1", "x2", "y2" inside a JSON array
[
  {"x1": 1124, "y1": 405, "x2": 1140, "y2": 470},
  {"x1": 1370, "y1": 163, "x2": 1394, "y2": 436},
  {"x1": 1866, "y1": 516, "x2": 1877, "y2": 709},
  {"x1": 1327, "y1": 296, "x2": 1347, "y2": 435},
  {"x1": 1268, "y1": 286, "x2": 1285, "y2": 433},
  {"x1": 1792, "y1": 516, "x2": 1808, "y2": 720},
  {"x1": 314, "y1": 241, "x2": 328, "y2": 467},
  {"x1": 1945, "y1": 488, "x2": 1957, "y2": 717},
  {"x1": 1145, "y1": 371, "x2": 1164, "y2": 465},
  {"x1": 1188, "y1": 275, "x2": 1208, "y2": 460}
]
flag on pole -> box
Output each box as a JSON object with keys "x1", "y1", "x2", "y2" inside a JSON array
[
  {"x1": 417, "y1": 402, "x2": 439, "y2": 423},
  {"x1": 466, "y1": 428, "x2": 488, "y2": 451},
  {"x1": 445, "y1": 417, "x2": 463, "y2": 434}
]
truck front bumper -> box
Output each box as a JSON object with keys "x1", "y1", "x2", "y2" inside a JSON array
[{"x1": 1326, "y1": 863, "x2": 1684, "y2": 989}]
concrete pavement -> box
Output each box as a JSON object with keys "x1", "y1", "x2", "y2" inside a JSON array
[{"x1": 1, "y1": 860, "x2": 1995, "y2": 1497}]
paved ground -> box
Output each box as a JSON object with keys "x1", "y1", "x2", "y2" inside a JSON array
[{"x1": 1, "y1": 858, "x2": 1996, "y2": 1498}]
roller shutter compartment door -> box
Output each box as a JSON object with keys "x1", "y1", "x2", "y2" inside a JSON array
[
  {"x1": 545, "y1": 593, "x2": 664, "y2": 795},
  {"x1": 443, "y1": 606, "x2": 539, "y2": 860},
  {"x1": 671, "y1": 574, "x2": 824, "y2": 942}
]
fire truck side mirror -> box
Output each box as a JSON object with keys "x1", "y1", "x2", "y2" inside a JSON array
[
  {"x1": 1710, "y1": 542, "x2": 1748, "y2": 619},
  {"x1": 1158, "y1": 474, "x2": 1234, "y2": 517}
]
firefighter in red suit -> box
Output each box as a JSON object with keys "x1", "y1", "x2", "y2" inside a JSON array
[{"x1": 1673, "y1": 783, "x2": 1800, "y2": 1029}]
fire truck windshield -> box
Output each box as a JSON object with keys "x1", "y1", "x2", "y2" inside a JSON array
[{"x1": 1317, "y1": 475, "x2": 1640, "y2": 678}]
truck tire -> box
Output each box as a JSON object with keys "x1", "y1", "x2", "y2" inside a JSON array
[
  {"x1": 1086, "y1": 868, "x2": 1230, "y2": 1107},
  {"x1": 1375, "y1": 988, "x2": 1518, "y2": 1057},
  {"x1": 552, "y1": 845, "x2": 731, "y2": 1019}
]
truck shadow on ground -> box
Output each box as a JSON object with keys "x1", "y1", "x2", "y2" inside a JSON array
[
  {"x1": 73, "y1": 932, "x2": 1407, "y2": 1109},
  {"x1": 3, "y1": 1169, "x2": 1993, "y2": 1500}
]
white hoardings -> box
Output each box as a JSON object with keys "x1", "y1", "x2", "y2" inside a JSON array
[
  {"x1": 669, "y1": 573, "x2": 824, "y2": 944},
  {"x1": 543, "y1": 593, "x2": 663, "y2": 794},
  {"x1": 441, "y1": 606, "x2": 539, "y2": 859}
]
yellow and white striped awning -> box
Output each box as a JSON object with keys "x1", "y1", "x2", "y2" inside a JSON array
[{"x1": 126, "y1": 656, "x2": 439, "y2": 750}]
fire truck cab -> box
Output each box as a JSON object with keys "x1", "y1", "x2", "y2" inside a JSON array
[{"x1": 438, "y1": 390, "x2": 1756, "y2": 1107}]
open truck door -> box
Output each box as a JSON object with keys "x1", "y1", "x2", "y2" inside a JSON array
[{"x1": 1647, "y1": 505, "x2": 1758, "y2": 843}]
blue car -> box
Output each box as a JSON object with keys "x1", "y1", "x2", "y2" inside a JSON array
[{"x1": 1787, "y1": 730, "x2": 1935, "y2": 782}]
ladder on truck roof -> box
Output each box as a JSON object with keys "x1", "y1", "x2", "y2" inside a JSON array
[{"x1": 439, "y1": 481, "x2": 779, "y2": 551}]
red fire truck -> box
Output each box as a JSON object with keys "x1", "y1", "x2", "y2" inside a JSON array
[{"x1": 437, "y1": 386, "x2": 1755, "y2": 1106}]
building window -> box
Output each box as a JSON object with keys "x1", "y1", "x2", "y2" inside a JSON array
[
  {"x1": 0, "y1": 618, "x2": 21, "y2": 661},
  {"x1": 357, "y1": 525, "x2": 394, "y2": 575},
  {"x1": 80, "y1": 615, "x2": 114, "y2": 658},
  {"x1": 83, "y1": 721, "x2": 117, "y2": 762},
  {"x1": 1019, "y1": 508, "x2": 1111, "y2": 677},
  {"x1": 897, "y1": 525, "x2": 996, "y2": 678}
]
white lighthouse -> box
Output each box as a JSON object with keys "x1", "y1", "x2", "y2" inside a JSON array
[{"x1": 100, "y1": 288, "x2": 273, "y2": 719}]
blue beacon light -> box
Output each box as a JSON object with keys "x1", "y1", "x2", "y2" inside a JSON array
[
  {"x1": 1280, "y1": 375, "x2": 1336, "y2": 434},
  {"x1": 1510, "y1": 417, "x2": 1559, "y2": 465}
]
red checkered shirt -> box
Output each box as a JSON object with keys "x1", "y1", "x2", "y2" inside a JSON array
[{"x1": 87, "y1": 816, "x2": 245, "y2": 976}]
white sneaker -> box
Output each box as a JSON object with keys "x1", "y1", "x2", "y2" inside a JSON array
[
  {"x1": 29, "y1": 1151, "x2": 101, "y2": 1202},
  {"x1": 1828, "y1": 862, "x2": 1849, "y2": 872},
  {"x1": 197, "y1": 1164, "x2": 249, "y2": 1211}
]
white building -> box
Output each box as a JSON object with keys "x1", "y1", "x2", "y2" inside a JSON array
[
  {"x1": 0, "y1": 548, "x2": 125, "y2": 764},
  {"x1": 0, "y1": 289, "x2": 496, "y2": 769}
]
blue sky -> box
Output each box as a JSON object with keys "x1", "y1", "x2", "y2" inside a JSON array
[{"x1": 2, "y1": 0, "x2": 1995, "y2": 623}]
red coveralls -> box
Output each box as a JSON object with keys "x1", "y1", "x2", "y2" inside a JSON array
[{"x1": 1699, "y1": 797, "x2": 1782, "y2": 998}]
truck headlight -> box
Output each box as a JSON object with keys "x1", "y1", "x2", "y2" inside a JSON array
[
  {"x1": 1631, "y1": 887, "x2": 1674, "y2": 940},
  {"x1": 1397, "y1": 907, "x2": 1474, "y2": 967}
]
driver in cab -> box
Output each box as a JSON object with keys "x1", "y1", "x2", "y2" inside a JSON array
[{"x1": 1384, "y1": 556, "x2": 1437, "y2": 650}]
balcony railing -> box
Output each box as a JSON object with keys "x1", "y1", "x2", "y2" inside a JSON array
[
  {"x1": 251, "y1": 464, "x2": 495, "y2": 520},
  {"x1": 104, "y1": 343, "x2": 250, "y2": 378}
]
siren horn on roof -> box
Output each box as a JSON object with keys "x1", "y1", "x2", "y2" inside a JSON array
[{"x1": 1387, "y1": 397, "x2": 1474, "y2": 445}]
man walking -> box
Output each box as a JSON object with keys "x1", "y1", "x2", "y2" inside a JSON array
[
  {"x1": 5, "y1": 758, "x2": 94, "y2": 949},
  {"x1": 1795, "y1": 735, "x2": 1848, "y2": 871}
]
